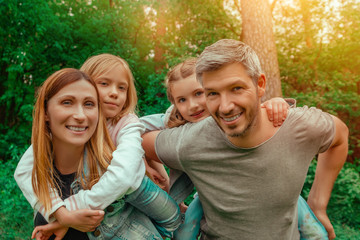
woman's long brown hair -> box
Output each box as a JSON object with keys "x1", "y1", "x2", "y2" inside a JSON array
[{"x1": 31, "y1": 68, "x2": 114, "y2": 212}]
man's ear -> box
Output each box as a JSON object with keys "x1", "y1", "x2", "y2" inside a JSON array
[{"x1": 257, "y1": 74, "x2": 266, "y2": 98}]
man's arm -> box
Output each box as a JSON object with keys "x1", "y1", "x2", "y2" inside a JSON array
[
  {"x1": 142, "y1": 130, "x2": 161, "y2": 163},
  {"x1": 307, "y1": 115, "x2": 349, "y2": 240}
]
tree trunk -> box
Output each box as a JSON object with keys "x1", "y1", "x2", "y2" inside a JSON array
[
  {"x1": 154, "y1": 0, "x2": 167, "y2": 72},
  {"x1": 300, "y1": 0, "x2": 313, "y2": 48},
  {"x1": 240, "y1": 0, "x2": 282, "y2": 100}
]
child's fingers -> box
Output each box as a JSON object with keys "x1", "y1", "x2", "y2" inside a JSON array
[
  {"x1": 272, "y1": 104, "x2": 279, "y2": 126},
  {"x1": 282, "y1": 103, "x2": 288, "y2": 120},
  {"x1": 262, "y1": 103, "x2": 274, "y2": 122}
]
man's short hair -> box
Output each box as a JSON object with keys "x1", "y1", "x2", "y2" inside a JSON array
[{"x1": 196, "y1": 39, "x2": 263, "y2": 84}]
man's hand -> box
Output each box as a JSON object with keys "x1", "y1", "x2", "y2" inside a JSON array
[
  {"x1": 307, "y1": 204, "x2": 335, "y2": 239},
  {"x1": 54, "y1": 207, "x2": 104, "y2": 232}
]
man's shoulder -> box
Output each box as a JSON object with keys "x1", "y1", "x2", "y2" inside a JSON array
[
  {"x1": 288, "y1": 106, "x2": 332, "y2": 122},
  {"x1": 158, "y1": 116, "x2": 219, "y2": 143}
]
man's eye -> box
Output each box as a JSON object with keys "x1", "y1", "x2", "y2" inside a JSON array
[
  {"x1": 207, "y1": 92, "x2": 217, "y2": 96},
  {"x1": 233, "y1": 86, "x2": 243, "y2": 91},
  {"x1": 195, "y1": 91, "x2": 204, "y2": 97}
]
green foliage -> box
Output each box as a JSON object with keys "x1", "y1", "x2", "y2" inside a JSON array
[
  {"x1": 333, "y1": 223, "x2": 360, "y2": 240},
  {"x1": 1, "y1": 0, "x2": 359, "y2": 238},
  {"x1": 138, "y1": 71, "x2": 170, "y2": 116},
  {"x1": 302, "y1": 161, "x2": 360, "y2": 228},
  {"x1": 0, "y1": 146, "x2": 33, "y2": 239}
]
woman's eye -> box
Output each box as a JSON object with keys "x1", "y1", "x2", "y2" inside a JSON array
[{"x1": 62, "y1": 100, "x2": 72, "y2": 105}]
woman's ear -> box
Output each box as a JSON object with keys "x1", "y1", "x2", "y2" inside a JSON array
[{"x1": 45, "y1": 112, "x2": 50, "y2": 121}]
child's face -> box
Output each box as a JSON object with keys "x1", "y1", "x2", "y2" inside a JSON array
[
  {"x1": 94, "y1": 65, "x2": 128, "y2": 119},
  {"x1": 171, "y1": 74, "x2": 210, "y2": 123}
]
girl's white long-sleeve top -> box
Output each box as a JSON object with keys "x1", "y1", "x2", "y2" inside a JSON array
[{"x1": 14, "y1": 114, "x2": 146, "y2": 222}]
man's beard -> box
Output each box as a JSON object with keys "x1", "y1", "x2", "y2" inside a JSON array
[{"x1": 227, "y1": 100, "x2": 259, "y2": 138}]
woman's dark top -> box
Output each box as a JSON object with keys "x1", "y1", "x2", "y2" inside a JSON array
[{"x1": 34, "y1": 168, "x2": 89, "y2": 240}]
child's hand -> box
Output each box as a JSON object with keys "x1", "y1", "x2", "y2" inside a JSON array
[
  {"x1": 54, "y1": 207, "x2": 104, "y2": 232},
  {"x1": 261, "y1": 97, "x2": 289, "y2": 127},
  {"x1": 32, "y1": 221, "x2": 68, "y2": 240},
  {"x1": 179, "y1": 202, "x2": 188, "y2": 213},
  {"x1": 146, "y1": 167, "x2": 169, "y2": 192}
]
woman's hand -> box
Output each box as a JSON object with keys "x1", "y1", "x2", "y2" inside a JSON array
[{"x1": 32, "y1": 221, "x2": 68, "y2": 240}]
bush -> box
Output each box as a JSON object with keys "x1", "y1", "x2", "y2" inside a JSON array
[
  {"x1": 0, "y1": 149, "x2": 33, "y2": 239},
  {"x1": 301, "y1": 160, "x2": 360, "y2": 228}
]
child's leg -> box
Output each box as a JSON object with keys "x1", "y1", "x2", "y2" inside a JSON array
[
  {"x1": 125, "y1": 175, "x2": 181, "y2": 238},
  {"x1": 298, "y1": 195, "x2": 328, "y2": 240},
  {"x1": 173, "y1": 194, "x2": 204, "y2": 240}
]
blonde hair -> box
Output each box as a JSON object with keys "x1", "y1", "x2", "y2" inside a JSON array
[
  {"x1": 164, "y1": 58, "x2": 197, "y2": 128},
  {"x1": 80, "y1": 54, "x2": 138, "y2": 124},
  {"x1": 31, "y1": 68, "x2": 114, "y2": 212}
]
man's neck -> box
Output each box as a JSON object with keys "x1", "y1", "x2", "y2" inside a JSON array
[{"x1": 227, "y1": 108, "x2": 279, "y2": 148}]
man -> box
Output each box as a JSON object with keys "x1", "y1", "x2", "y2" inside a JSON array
[{"x1": 142, "y1": 39, "x2": 348, "y2": 239}]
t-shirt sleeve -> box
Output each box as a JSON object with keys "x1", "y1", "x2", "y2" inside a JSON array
[
  {"x1": 290, "y1": 106, "x2": 335, "y2": 154},
  {"x1": 155, "y1": 127, "x2": 186, "y2": 171}
]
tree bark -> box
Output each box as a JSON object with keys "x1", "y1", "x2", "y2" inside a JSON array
[
  {"x1": 154, "y1": 0, "x2": 167, "y2": 72},
  {"x1": 240, "y1": 0, "x2": 282, "y2": 100},
  {"x1": 300, "y1": 0, "x2": 313, "y2": 48}
]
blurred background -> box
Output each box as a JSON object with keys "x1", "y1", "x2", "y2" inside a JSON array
[{"x1": 0, "y1": 0, "x2": 359, "y2": 239}]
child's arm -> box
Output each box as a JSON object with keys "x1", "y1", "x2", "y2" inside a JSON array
[
  {"x1": 14, "y1": 146, "x2": 65, "y2": 222},
  {"x1": 52, "y1": 207, "x2": 104, "y2": 232},
  {"x1": 144, "y1": 158, "x2": 169, "y2": 192},
  {"x1": 147, "y1": 159, "x2": 170, "y2": 192},
  {"x1": 15, "y1": 118, "x2": 146, "y2": 219},
  {"x1": 261, "y1": 97, "x2": 296, "y2": 127},
  {"x1": 64, "y1": 119, "x2": 146, "y2": 211}
]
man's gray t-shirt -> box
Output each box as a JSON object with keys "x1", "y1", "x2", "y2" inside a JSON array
[{"x1": 155, "y1": 106, "x2": 335, "y2": 240}]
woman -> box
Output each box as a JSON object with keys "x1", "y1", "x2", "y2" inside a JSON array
[{"x1": 29, "y1": 68, "x2": 179, "y2": 240}]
